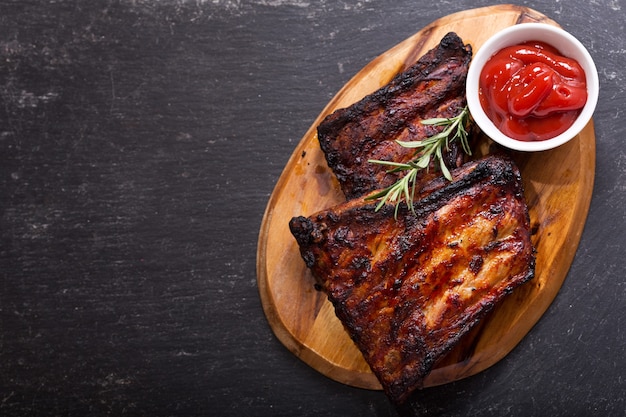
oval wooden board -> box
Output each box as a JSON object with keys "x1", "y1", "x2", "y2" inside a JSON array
[{"x1": 256, "y1": 5, "x2": 595, "y2": 390}]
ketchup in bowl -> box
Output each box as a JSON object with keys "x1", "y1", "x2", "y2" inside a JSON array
[{"x1": 479, "y1": 41, "x2": 587, "y2": 142}]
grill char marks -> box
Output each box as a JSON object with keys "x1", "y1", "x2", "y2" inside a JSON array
[
  {"x1": 317, "y1": 32, "x2": 473, "y2": 200},
  {"x1": 289, "y1": 155, "x2": 536, "y2": 404}
]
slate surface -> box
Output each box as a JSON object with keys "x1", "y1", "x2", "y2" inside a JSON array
[{"x1": 0, "y1": 1, "x2": 624, "y2": 416}]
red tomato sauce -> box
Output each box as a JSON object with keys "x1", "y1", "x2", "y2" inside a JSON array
[{"x1": 479, "y1": 41, "x2": 587, "y2": 142}]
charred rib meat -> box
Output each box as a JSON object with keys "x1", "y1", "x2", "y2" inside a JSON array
[
  {"x1": 289, "y1": 155, "x2": 536, "y2": 404},
  {"x1": 317, "y1": 32, "x2": 473, "y2": 200}
]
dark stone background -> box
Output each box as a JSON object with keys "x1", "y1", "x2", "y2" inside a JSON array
[{"x1": 0, "y1": 1, "x2": 624, "y2": 416}]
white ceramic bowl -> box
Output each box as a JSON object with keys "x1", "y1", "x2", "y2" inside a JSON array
[{"x1": 466, "y1": 23, "x2": 599, "y2": 152}]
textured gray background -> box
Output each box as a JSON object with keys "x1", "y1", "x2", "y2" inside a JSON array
[{"x1": 0, "y1": 0, "x2": 624, "y2": 416}]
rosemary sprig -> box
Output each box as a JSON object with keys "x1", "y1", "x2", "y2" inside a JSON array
[{"x1": 366, "y1": 106, "x2": 471, "y2": 215}]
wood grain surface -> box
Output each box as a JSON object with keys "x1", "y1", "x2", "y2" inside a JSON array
[{"x1": 257, "y1": 5, "x2": 595, "y2": 390}]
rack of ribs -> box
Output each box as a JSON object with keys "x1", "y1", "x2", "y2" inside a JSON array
[
  {"x1": 317, "y1": 32, "x2": 473, "y2": 200},
  {"x1": 289, "y1": 155, "x2": 536, "y2": 404}
]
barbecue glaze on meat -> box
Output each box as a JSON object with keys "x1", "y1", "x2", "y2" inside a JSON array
[
  {"x1": 289, "y1": 155, "x2": 536, "y2": 404},
  {"x1": 317, "y1": 32, "x2": 473, "y2": 200}
]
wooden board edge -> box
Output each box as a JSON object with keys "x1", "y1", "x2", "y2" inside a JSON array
[{"x1": 256, "y1": 205, "x2": 382, "y2": 390}]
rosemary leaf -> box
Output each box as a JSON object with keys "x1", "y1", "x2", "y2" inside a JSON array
[{"x1": 366, "y1": 106, "x2": 471, "y2": 213}]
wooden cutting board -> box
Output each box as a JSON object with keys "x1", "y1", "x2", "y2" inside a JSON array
[{"x1": 256, "y1": 5, "x2": 595, "y2": 390}]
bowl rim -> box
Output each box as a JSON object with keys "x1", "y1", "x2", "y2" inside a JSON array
[{"x1": 466, "y1": 22, "x2": 599, "y2": 152}]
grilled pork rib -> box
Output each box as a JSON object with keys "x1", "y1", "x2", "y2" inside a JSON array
[
  {"x1": 317, "y1": 32, "x2": 473, "y2": 200},
  {"x1": 289, "y1": 155, "x2": 536, "y2": 404}
]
